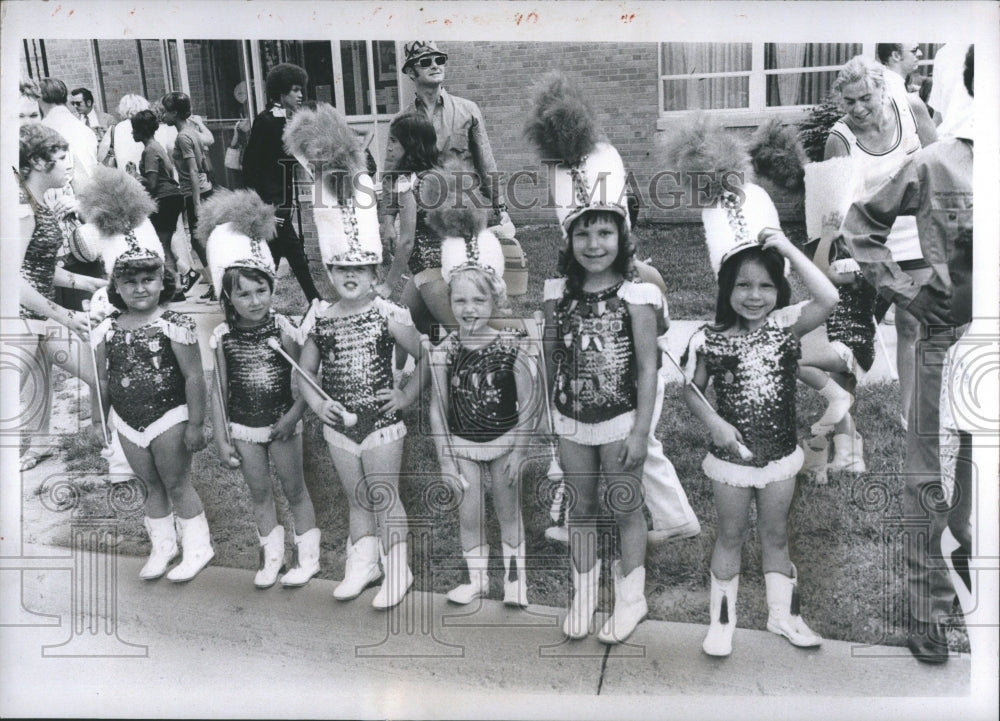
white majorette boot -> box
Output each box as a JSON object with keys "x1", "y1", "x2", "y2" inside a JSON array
[
  {"x1": 333, "y1": 535, "x2": 382, "y2": 600},
  {"x1": 703, "y1": 572, "x2": 739, "y2": 656},
  {"x1": 167, "y1": 512, "x2": 215, "y2": 582},
  {"x1": 765, "y1": 564, "x2": 822, "y2": 647},
  {"x1": 799, "y1": 435, "x2": 830, "y2": 485},
  {"x1": 810, "y1": 379, "x2": 853, "y2": 436},
  {"x1": 281, "y1": 528, "x2": 321, "y2": 587},
  {"x1": 597, "y1": 561, "x2": 649, "y2": 644},
  {"x1": 502, "y1": 541, "x2": 529, "y2": 608},
  {"x1": 447, "y1": 545, "x2": 490, "y2": 605},
  {"x1": 562, "y1": 558, "x2": 601, "y2": 639},
  {"x1": 372, "y1": 538, "x2": 413, "y2": 610},
  {"x1": 254, "y1": 525, "x2": 285, "y2": 589},
  {"x1": 830, "y1": 431, "x2": 865, "y2": 473},
  {"x1": 139, "y1": 514, "x2": 178, "y2": 580}
]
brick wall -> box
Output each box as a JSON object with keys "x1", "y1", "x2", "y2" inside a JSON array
[
  {"x1": 95, "y1": 39, "x2": 170, "y2": 118},
  {"x1": 39, "y1": 39, "x2": 96, "y2": 100}
]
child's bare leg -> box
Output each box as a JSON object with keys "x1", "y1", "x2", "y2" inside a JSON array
[
  {"x1": 710, "y1": 481, "x2": 753, "y2": 580},
  {"x1": 360, "y1": 437, "x2": 407, "y2": 549},
  {"x1": 560, "y1": 439, "x2": 600, "y2": 573},
  {"x1": 455, "y1": 457, "x2": 485, "y2": 551},
  {"x1": 234, "y1": 439, "x2": 278, "y2": 534},
  {"x1": 118, "y1": 434, "x2": 170, "y2": 518},
  {"x1": 599, "y1": 440, "x2": 647, "y2": 574},
  {"x1": 755, "y1": 478, "x2": 796, "y2": 575},
  {"x1": 489, "y1": 453, "x2": 524, "y2": 547},
  {"x1": 271, "y1": 433, "x2": 316, "y2": 533},
  {"x1": 150, "y1": 422, "x2": 201, "y2": 518},
  {"x1": 327, "y1": 444, "x2": 377, "y2": 542}
]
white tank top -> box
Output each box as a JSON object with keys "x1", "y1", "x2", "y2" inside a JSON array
[{"x1": 830, "y1": 96, "x2": 923, "y2": 263}]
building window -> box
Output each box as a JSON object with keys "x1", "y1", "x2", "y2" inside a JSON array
[
  {"x1": 660, "y1": 43, "x2": 752, "y2": 111},
  {"x1": 763, "y1": 43, "x2": 862, "y2": 107}
]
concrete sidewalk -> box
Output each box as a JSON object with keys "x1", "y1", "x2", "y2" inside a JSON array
[{"x1": 1, "y1": 542, "x2": 969, "y2": 717}]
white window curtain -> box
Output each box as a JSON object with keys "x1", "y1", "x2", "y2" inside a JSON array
[{"x1": 661, "y1": 43, "x2": 751, "y2": 110}]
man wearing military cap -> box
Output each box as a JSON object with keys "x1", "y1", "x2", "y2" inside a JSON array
[{"x1": 382, "y1": 41, "x2": 512, "y2": 241}]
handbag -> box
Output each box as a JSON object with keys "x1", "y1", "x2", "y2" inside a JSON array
[
  {"x1": 101, "y1": 122, "x2": 118, "y2": 168},
  {"x1": 224, "y1": 145, "x2": 242, "y2": 171}
]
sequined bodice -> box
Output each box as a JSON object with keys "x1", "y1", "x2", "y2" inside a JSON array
[
  {"x1": 222, "y1": 316, "x2": 294, "y2": 428},
  {"x1": 309, "y1": 305, "x2": 397, "y2": 441},
  {"x1": 553, "y1": 281, "x2": 636, "y2": 424},
  {"x1": 702, "y1": 321, "x2": 801, "y2": 466},
  {"x1": 408, "y1": 174, "x2": 441, "y2": 275},
  {"x1": 826, "y1": 275, "x2": 878, "y2": 373},
  {"x1": 20, "y1": 205, "x2": 64, "y2": 321},
  {"x1": 105, "y1": 311, "x2": 191, "y2": 431},
  {"x1": 446, "y1": 331, "x2": 521, "y2": 443}
]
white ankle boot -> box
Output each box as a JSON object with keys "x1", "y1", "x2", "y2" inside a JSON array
[
  {"x1": 140, "y1": 514, "x2": 178, "y2": 580},
  {"x1": 447, "y1": 545, "x2": 490, "y2": 604},
  {"x1": 373, "y1": 538, "x2": 413, "y2": 609},
  {"x1": 799, "y1": 435, "x2": 830, "y2": 485},
  {"x1": 333, "y1": 536, "x2": 382, "y2": 600},
  {"x1": 281, "y1": 528, "x2": 321, "y2": 587},
  {"x1": 563, "y1": 558, "x2": 601, "y2": 639},
  {"x1": 765, "y1": 564, "x2": 822, "y2": 647},
  {"x1": 703, "y1": 572, "x2": 739, "y2": 656},
  {"x1": 597, "y1": 561, "x2": 648, "y2": 644},
  {"x1": 811, "y1": 379, "x2": 853, "y2": 436},
  {"x1": 166, "y1": 512, "x2": 214, "y2": 582},
  {"x1": 254, "y1": 525, "x2": 285, "y2": 588},
  {"x1": 502, "y1": 542, "x2": 529, "y2": 607},
  {"x1": 830, "y1": 431, "x2": 865, "y2": 473}
]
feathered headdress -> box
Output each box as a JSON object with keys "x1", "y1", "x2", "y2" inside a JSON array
[
  {"x1": 429, "y1": 162, "x2": 505, "y2": 284},
  {"x1": 748, "y1": 118, "x2": 807, "y2": 192},
  {"x1": 76, "y1": 166, "x2": 162, "y2": 274},
  {"x1": 200, "y1": 189, "x2": 278, "y2": 292},
  {"x1": 658, "y1": 113, "x2": 781, "y2": 277},
  {"x1": 283, "y1": 103, "x2": 380, "y2": 266},
  {"x1": 524, "y1": 71, "x2": 629, "y2": 240}
]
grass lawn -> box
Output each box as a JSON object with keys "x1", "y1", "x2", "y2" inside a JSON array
[{"x1": 51, "y1": 220, "x2": 967, "y2": 651}]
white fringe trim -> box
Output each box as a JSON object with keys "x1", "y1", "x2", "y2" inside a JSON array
[
  {"x1": 158, "y1": 316, "x2": 197, "y2": 345},
  {"x1": 702, "y1": 445, "x2": 804, "y2": 488},
  {"x1": 91, "y1": 316, "x2": 115, "y2": 349},
  {"x1": 322, "y1": 420, "x2": 407, "y2": 457},
  {"x1": 543, "y1": 277, "x2": 566, "y2": 302},
  {"x1": 770, "y1": 301, "x2": 808, "y2": 329},
  {"x1": 682, "y1": 328, "x2": 707, "y2": 383},
  {"x1": 110, "y1": 405, "x2": 188, "y2": 448},
  {"x1": 375, "y1": 296, "x2": 414, "y2": 326},
  {"x1": 829, "y1": 258, "x2": 861, "y2": 275},
  {"x1": 274, "y1": 313, "x2": 297, "y2": 339},
  {"x1": 451, "y1": 432, "x2": 516, "y2": 461},
  {"x1": 618, "y1": 280, "x2": 662, "y2": 308},
  {"x1": 210, "y1": 321, "x2": 230, "y2": 346},
  {"x1": 294, "y1": 299, "x2": 329, "y2": 344},
  {"x1": 827, "y1": 340, "x2": 867, "y2": 380},
  {"x1": 231, "y1": 419, "x2": 304, "y2": 443},
  {"x1": 552, "y1": 408, "x2": 634, "y2": 446}
]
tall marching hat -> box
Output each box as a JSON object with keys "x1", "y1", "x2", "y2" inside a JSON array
[
  {"x1": 525, "y1": 71, "x2": 631, "y2": 242},
  {"x1": 429, "y1": 163, "x2": 506, "y2": 284},
  {"x1": 402, "y1": 41, "x2": 448, "y2": 71},
  {"x1": 75, "y1": 166, "x2": 162, "y2": 275},
  {"x1": 196, "y1": 189, "x2": 278, "y2": 292},
  {"x1": 659, "y1": 113, "x2": 782, "y2": 278},
  {"x1": 283, "y1": 102, "x2": 381, "y2": 266}
]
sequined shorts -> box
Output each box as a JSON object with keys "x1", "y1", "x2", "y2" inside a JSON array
[{"x1": 322, "y1": 420, "x2": 407, "y2": 457}]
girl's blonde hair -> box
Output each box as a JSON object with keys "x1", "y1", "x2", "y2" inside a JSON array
[
  {"x1": 118, "y1": 93, "x2": 150, "y2": 120},
  {"x1": 448, "y1": 265, "x2": 511, "y2": 315}
]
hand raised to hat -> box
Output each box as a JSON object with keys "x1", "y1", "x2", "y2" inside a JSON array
[{"x1": 757, "y1": 227, "x2": 794, "y2": 255}]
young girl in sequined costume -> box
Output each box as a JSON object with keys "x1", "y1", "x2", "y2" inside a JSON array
[
  {"x1": 201, "y1": 190, "x2": 320, "y2": 589},
  {"x1": 86, "y1": 168, "x2": 213, "y2": 583},
  {"x1": 427, "y1": 207, "x2": 538, "y2": 608},
  {"x1": 285, "y1": 102, "x2": 426, "y2": 610},
  {"x1": 682, "y1": 229, "x2": 838, "y2": 657}
]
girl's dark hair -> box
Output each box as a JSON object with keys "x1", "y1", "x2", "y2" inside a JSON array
[
  {"x1": 160, "y1": 91, "x2": 191, "y2": 120},
  {"x1": 711, "y1": 246, "x2": 790, "y2": 331},
  {"x1": 19, "y1": 123, "x2": 68, "y2": 175},
  {"x1": 107, "y1": 258, "x2": 176, "y2": 310},
  {"x1": 219, "y1": 266, "x2": 275, "y2": 327},
  {"x1": 130, "y1": 109, "x2": 159, "y2": 141},
  {"x1": 558, "y1": 210, "x2": 632, "y2": 297},
  {"x1": 265, "y1": 63, "x2": 308, "y2": 101},
  {"x1": 389, "y1": 112, "x2": 439, "y2": 174}
]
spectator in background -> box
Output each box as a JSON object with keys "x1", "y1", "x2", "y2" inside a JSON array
[
  {"x1": 151, "y1": 96, "x2": 216, "y2": 158},
  {"x1": 875, "y1": 43, "x2": 937, "y2": 147},
  {"x1": 97, "y1": 93, "x2": 150, "y2": 175},
  {"x1": 38, "y1": 78, "x2": 98, "y2": 191},
  {"x1": 242, "y1": 62, "x2": 321, "y2": 304},
  {"x1": 69, "y1": 87, "x2": 114, "y2": 142},
  {"x1": 18, "y1": 78, "x2": 42, "y2": 123},
  {"x1": 843, "y1": 46, "x2": 973, "y2": 666}
]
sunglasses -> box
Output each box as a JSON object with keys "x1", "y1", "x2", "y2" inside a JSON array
[{"x1": 416, "y1": 55, "x2": 447, "y2": 68}]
